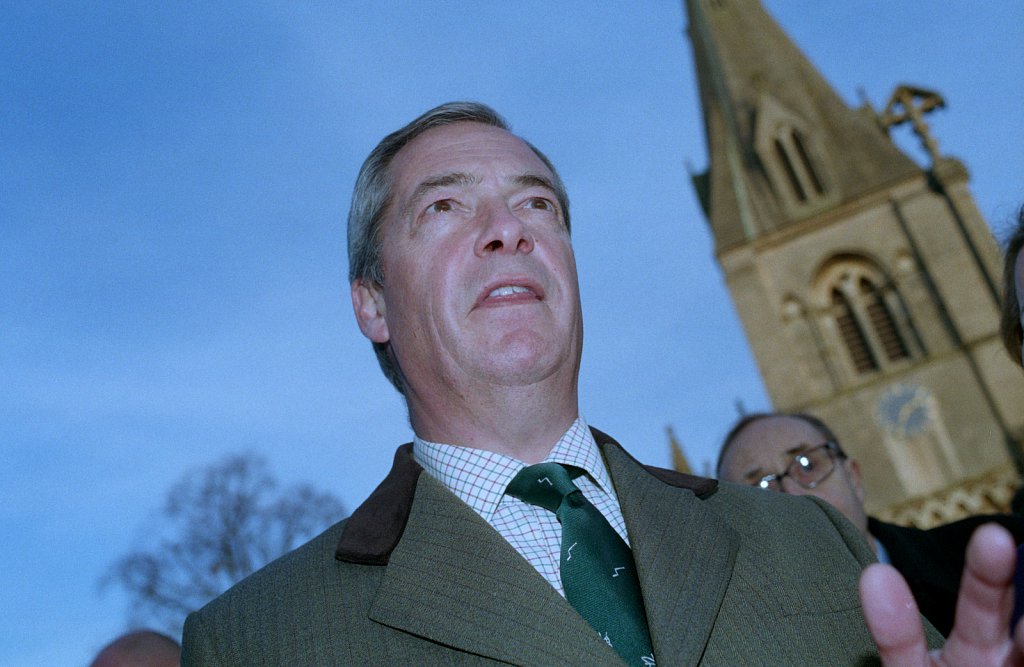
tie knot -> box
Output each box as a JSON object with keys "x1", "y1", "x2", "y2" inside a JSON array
[{"x1": 506, "y1": 462, "x2": 581, "y2": 513}]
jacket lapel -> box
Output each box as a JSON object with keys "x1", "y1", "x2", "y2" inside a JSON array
[
  {"x1": 602, "y1": 439, "x2": 740, "y2": 665},
  {"x1": 369, "y1": 472, "x2": 624, "y2": 665}
]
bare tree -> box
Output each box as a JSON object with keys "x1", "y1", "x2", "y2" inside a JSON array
[{"x1": 103, "y1": 452, "x2": 345, "y2": 638}]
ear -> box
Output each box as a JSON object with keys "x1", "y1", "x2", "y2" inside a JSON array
[
  {"x1": 845, "y1": 458, "x2": 866, "y2": 505},
  {"x1": 352, "y1": 279, "x2": 390, "y2": 344}
]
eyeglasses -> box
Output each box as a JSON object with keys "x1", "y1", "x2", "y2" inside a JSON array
[{"x1": 752, "y1": 441, "x2": 843, "y2": 491}]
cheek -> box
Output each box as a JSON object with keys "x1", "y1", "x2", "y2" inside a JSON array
[
  {"x1": 825, "y1": 488, "x2": 862, "y2": 517},
  {"x1": 379, "y1": 266, "x2": 431, "y2": 332},
  {"x1": 549, "y1": 241, "x2": 580, "y2": 292}
]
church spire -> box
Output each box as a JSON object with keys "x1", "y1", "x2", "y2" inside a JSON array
[
  {"x1": 682, "y1": 0, "x2": 1024, "y2": 518},
  {"x1": 686, "y1": 0, "x2": 919, "y2": 253}
]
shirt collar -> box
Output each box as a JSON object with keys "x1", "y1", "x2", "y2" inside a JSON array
[{"x1": 412, "y1": 416, "x2": 613, "y2": 521}]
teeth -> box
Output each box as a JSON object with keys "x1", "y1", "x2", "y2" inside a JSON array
[{"x1": 489, "y1": 285, "x2": 532, "y2": 298}]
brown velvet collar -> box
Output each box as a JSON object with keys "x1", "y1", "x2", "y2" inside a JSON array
[{"x1": 334, "y1": 427, "x2": 718, "y2": 565}]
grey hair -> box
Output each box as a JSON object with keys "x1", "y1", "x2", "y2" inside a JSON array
[{"x1": 346, "y1": 101, "x2": 572, "y2": 393}]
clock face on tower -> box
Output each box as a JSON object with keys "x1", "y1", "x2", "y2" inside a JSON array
[
  {"x1": 877, "y1": 383, "x2": 932, "y2": 439},
  {"x1": 874, "y1": 382, "x2": 962, "y2": 496}
]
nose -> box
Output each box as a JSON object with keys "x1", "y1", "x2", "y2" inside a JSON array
[{"x1": 474, "y1": 202, "x2": 535, "y2": 257}]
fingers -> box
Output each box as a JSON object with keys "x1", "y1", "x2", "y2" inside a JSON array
[
  {"x1": 861, "y1": 524, "x2": 1022, "y2": 666},
  {"x1": 942, "y1": 523, "x2": 1016, "y2": 662},
  {"x1": 859, "y1": 562, "x2": 929, "y2": 665}
]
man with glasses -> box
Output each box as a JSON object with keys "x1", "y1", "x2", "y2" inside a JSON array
[{"x1": 717, "y1": 411, "x2": 1024, "y2": 636}]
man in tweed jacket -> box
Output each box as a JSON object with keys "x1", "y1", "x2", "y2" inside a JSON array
[{"x1": 182, "y1": 102, "x2": 1021, "y2": 665}]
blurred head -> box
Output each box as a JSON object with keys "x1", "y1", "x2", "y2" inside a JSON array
[
  {"x1": 346, "y1": 101, "x2": 571, "y2": 393},
  {"x1": 1000, "y1": 205, "x2": 1024, "y2": 366},
  {"x1": 89, "y1": 630, "x2": 180, "y2": 667},
  {"x1": 717, "y1": 412, "x2": 870, "y2": 536}
]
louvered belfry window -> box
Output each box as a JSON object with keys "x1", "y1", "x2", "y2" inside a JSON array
[
  {"x1": 862, "y1": 278, "x2": 910, "y2": 362},
  {"x1": 832, "y1": 287, "x2": 879, "y2": 373},
  {"x1": 820, "y1": 260, "x2": 916, "y2": 378}
]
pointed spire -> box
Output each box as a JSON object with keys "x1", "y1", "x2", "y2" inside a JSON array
[
  {"x1": 686, "y1": 0, "x2": 757, "y2": 242},
  {"x1": 685, "y1": 0, "x2": 920, "y2": 252},
  {"x1": 666, "y1": 425, "x2": 693, "y2": 474}
]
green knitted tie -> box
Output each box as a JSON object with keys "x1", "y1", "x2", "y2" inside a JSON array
[{"x1": 507, "y1": 462, "x2": 655, "y2": 666}]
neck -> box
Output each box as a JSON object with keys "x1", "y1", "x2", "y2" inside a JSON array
[{"x1": 405, "y1": 376, "x2": 579, "y2": 464}]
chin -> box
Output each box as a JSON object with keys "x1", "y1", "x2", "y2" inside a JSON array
[
  {"x1": 476, "y1": 348, "x2": 547, "y2": 382},
  {"x1": 475, "y1": 327, "x2": 574, "y2": 378}
]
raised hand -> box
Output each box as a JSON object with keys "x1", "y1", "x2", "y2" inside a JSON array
[{"x1": 860, "y1": 523, "x2": 1024, "y2": 666}]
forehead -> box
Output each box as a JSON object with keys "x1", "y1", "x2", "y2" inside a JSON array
[
  {"x1": 722, "y1": 416, "x2": 826, "y2": 471},
  {"x1": 389, "y1": 122, "x2": 552, "y2": 194}
]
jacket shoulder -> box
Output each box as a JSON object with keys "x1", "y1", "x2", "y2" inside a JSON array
[{"x1": 182, "y1": 518, "x2": 380, "y2": 665}]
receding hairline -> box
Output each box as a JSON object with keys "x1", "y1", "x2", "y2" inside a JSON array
[{"x1": 716, "y1": 412, "x2": 834, "y2": 477}]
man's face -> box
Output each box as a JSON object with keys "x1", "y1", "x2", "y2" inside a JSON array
[
  {"x1": 718, "y1": 416, "x2": 869, "y2": 533},
  {"x1": 353, "y1": 122, "x2": 583, "y2": 400}
]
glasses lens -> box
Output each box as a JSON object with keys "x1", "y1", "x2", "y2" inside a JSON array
[
  {"x1": 788, "y1": 445, "x2": 834, "y2": 488},
  {"x1": 756, "y1": 475, "x2": 781, "y2": 491}
]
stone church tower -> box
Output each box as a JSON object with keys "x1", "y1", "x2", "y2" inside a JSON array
[{"x1": 684, "y1": 0, "x2": 1024, "y2": 523}]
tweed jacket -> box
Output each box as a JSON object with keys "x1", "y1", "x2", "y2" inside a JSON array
[{"x1": 182, "y1": 429, "x2": 912, "y2": 665}]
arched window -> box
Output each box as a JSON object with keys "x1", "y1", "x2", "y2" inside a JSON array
[
  {"x1": 774, "y1": 136, "x2": 806, "y2": 202},
  {"x1": 831, "y1": 287, "x2": 878, "y2": 373},
  {"x1": 815, "y1": 257, "x2": 918, "y2": 379},
  {"x1": 862, "y1": 278, "x2": 910, "y2": 362},
  {"x1": 754, "y1": 94, "x2": 836, "y2": 216},
  {"x1": 770, "y1": 126, "x2": 827, "y2": 204},
  {"x1": 791, "y1": 130, "x2": 825, "y2": 196}
]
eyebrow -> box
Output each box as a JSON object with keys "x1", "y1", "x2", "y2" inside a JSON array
[
  {"x1": 401, "y1": 172, "x2": 558, "y2": 220},
  {"x1": 742, "y1": 467, "x2": 767, "y2": 482},
  {"x1": 785, "y1": 442, "x2": 820, "y2": 456},
  {"x1": 512, "y1": 173, "x2": 557, "y2": 194},
  {"x1": 402, "y1": 172, "x2": 479, "y2": 219},
  {"x1": 413, "y1": 172, "x2": 479, "y2": 200}
]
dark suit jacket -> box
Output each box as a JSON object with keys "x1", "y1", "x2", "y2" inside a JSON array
[
  {"x1": 182, "y1": 429, "x2": 924, "y2": 665},
  {"x1": 870, "y1": 513, "x2": 1024, "y2": 636}
]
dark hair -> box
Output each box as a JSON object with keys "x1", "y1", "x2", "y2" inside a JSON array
[
  {"x1": 716, "y1": 411, "x2": 846, "y2": 477},
  {"x1": 346, "y1": 101, "x2": 571, "y2": 393},
  {"x1": 1000, "y1": 206, "x2": 1024, "y2": 366}
]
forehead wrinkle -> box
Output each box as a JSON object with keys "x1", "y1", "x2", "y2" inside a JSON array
[{"x1": 784, "y1": 438, "x2": 827, "y2": 456}]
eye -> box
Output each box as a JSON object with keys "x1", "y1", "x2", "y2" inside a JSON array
[
  {"x1": 525, "y1": 197, "x2": 554, "y2": 211},
  {"x1": 427, "y1": 199, "x2": 454, "y2": 213}
]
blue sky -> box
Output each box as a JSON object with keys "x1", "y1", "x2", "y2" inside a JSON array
[{"x1": 3, "y1": 2, "x2": 1023, "y2": 664}]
